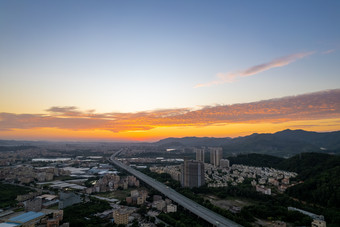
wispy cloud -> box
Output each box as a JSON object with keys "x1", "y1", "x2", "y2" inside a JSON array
[
  {"x1": 46, "y1": 106, "x2": 82, "y2": 116},
  {"x1": 0, "y1": 89, "x2": 339, "y2": 133},
  {"x1": 195, "y1": 51, "x2": 314, "y2": 88},
  {"x1": 322, "y1": 49, "x2": 335, "y2": 54}
]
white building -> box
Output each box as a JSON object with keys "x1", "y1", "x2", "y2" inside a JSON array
[
  {"x1": 220, "y1": 159, "x2": 230, "y2": 168},
  {"x1": 166, "y1": 204, "x2": 177, "y2": 213}
]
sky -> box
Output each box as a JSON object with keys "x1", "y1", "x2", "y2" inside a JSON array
[{"x1": 0, "y1": 0, "x2": 340, "y2": 141}]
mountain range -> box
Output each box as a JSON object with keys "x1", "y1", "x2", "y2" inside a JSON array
[
  {"x1": 155, "y1": 129, "x2": 340, "y2": 157},
  {"x1": 1, "y1": 129, "x2": 340, "y2": 157}
]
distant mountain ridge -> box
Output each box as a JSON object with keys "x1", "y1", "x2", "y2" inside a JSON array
[
  {"x1": 1, "y1": 129, "x2": 340, "y2": 157},
  {"x1": 154, "y1": 129, "x2": 340, "y2": 157}
]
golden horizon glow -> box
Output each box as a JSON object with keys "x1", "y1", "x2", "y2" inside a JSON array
[
  {"x1": 1, "y1": 89, "x2": 340, "y2": 141},
  {"x1": 0, "y1": 118, "x2": 339, "y2": 142}
]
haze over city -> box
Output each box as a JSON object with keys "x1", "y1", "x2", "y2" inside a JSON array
[{"x1": 1, "y1": 1, "x2": 340, "y2": 141}]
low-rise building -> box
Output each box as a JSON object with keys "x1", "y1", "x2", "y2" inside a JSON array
[
  {"x1": 46, "y1": 218, "x2": 59, "y2": 227},
  {"x1": 166, "y1": 204, "x2": 177, "y2": 213},
  {"x1": 152, "y1": 200, "x2": 166, "y2": 211},
  {"x1": 25, "y1": 197, "x2": 42, "y2": 212},
  {"x1": 113, "y1": 209, "x2": 129, "y2": 225},
  {"x1": 53, "y1": 210, "x2": 63, "y2": 222},
  {"x1": 58, "y1": 192, "x2": 82, "y2": 209},
  {"x1": 256, "y1": 185, "x2": 271, "y2": 195},
  {"x1": 5, "y1": 211, "x2": 45, "y2": 227},
  {"x1": 220, "y1": 159, "x2": 230, "y2": 168},
  {"x1": 312, "y1": 219, "x2": 326, "y2": 227}
]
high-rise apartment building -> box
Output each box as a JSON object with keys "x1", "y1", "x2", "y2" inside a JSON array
[
  {"x1": 209, "y1": 147, "x2": 223, "y2": 166},
  {"x1": 195, "y1": 148, "x2": 205, "y2": 162},
  {"x1": 181, "y1": 160, "x2": 205, "y2": 188}
]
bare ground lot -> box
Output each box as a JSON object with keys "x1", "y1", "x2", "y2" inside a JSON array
[
  {"x1": 204, "y1": 195, "x2": 294, "y2": 227},
  {"x1": 97, "y1": 189, "x2": 132, "y2": 200},
  {"x1": 97, "y1": 187, "x2": 149, "y2": 201},
  {"x1": 204, "y1": 194, "x2": 253, "y2": 210}
]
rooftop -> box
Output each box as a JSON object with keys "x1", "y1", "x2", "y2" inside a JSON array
[
  {"x1": 8, "y1": 211, "x2": 45, "y2": 223},
  {"x1": 0, "y1": 223, "x2": 20, "y2": 227}
]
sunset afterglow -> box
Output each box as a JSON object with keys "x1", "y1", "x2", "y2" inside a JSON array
[{"x1": 1, "y1": 1, "x2": 340, "y2": 141}]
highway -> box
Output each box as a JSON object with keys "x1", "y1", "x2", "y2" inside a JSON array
[{"x1": 109, "y1": 151, "x2": 242, "y2": 227}]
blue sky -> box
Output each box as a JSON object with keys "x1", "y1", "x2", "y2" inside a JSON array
[{"x1": 1, "y1": 1, "x2": 340, "y2": 113}]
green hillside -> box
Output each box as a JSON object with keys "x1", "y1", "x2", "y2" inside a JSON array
[
  {"x1": 230, "y1": 152, "x2": 340, "y2": 209},
  {"x1": 230, "y1": 152, "x2": 340, "y2": 225},
  {"x1": 279, "y1": 153, "x2": 340, "y2": 209},
  {"x1": 228, "y1": 153, "x2": 284, "y2": 167}
]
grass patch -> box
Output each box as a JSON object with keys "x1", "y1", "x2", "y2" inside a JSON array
[
  {"x1": 62, "y1": 197, "x2": 111, "y2": 226},
  {"x1": 0, "y1": 182, "x2": 34, "y2": 208},
  {"x1": 96, "y1": 189, "x2": 132, "y2": 201}
]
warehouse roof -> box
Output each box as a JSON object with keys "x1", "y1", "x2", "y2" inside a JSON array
[{"x1": 8, "y1": 211, "x2": 44, "y2": 223}]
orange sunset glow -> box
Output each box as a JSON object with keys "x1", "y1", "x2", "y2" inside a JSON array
[
  {"x1": 1, "y1": 90, "x2": 340, "y2": 141},
  {"x1": 1, "y1": 118, "x2": 339, "y2": 142}
]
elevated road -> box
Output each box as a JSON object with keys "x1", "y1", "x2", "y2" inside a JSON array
[{"x1": 109, "y1": 152, "x2": 242, "y2": 227}]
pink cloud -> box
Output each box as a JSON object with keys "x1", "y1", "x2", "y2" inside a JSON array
[
  {"x1": 0, "y1": 89, "x2": 339, "y2": 133},
  {"x1": 195, "y1": 51, "x2": 314, "y2": 87}
]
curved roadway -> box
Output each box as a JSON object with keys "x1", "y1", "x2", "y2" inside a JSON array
[{"x1": 109, "y1": 152, "x2": 242, "y2": 227}]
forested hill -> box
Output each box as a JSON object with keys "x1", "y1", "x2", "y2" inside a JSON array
[
  {"x1": 229, "y1": 152, "x2": 340, "y2": 180},
  {"x1": 155, "y1": 129, "x2": 340, "y2": 157},
  {"x1": 281, "y1": 153, "x2": 340, "y2": 209},
  {"x1": 230, "y1": 153, "x2": 340, "y2": 210},
  {"x1": 277, "y1": 153, "x2": 340, "y2": 179}
]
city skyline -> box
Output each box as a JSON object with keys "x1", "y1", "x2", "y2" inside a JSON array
[{"x1": 1, "y1": 1, "x2": 340, "y2": 141}]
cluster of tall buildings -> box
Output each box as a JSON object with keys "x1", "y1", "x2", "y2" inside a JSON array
[
  {"x1": 194, "y1": 147, "x2": 224, "y2": 167},
  {"x1": 180, "y1": 147, "x2": 226, "y2": 188},
  {"x1": 209, "y1": 147, "x2": 223, "y2": 166}
]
